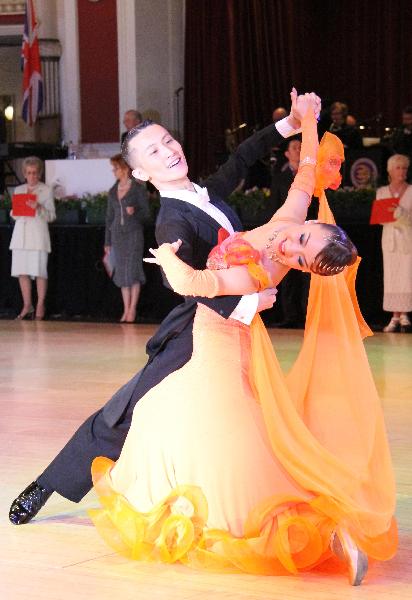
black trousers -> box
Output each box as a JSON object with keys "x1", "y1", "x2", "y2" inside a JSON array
[{"x1": 38, "y1": 331, "x2": 193, "y2": 502}]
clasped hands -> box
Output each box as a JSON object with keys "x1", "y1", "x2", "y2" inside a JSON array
[{"x1": 288, "y1": 87, "x2": 321, "y2": 130}]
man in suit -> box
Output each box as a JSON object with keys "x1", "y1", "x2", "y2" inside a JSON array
[
  {"x1": 120, "y1": 109, "x2": 143, "y2": 145},
  {"x1": 9, "y1": 91, "x2": 318, "y2": 524}
]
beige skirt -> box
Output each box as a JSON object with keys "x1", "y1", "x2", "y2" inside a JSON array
[{"x1": 11, "y1": 249, "x2": 48, "y2": 279}]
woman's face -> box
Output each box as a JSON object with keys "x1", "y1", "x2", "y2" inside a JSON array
[
  {"x1": 24, "y1": 165, "x2": 40, "y2": 187},
  {"x1": 112, "y1": 163, "x2": 129, "y2": 181},
  {"x1": 272, "y1": 223, "x2": 330, "y2": 271},
  {"x1": 389, "y1": 162, "x2": 408, "y2": 185},
  {"x1": 128, "y1": 124, "x2": 189, "y2": 190}
]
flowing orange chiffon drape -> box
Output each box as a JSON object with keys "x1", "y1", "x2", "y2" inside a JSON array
[
  {"x1": 249, "y1": 191, "x2": 397, "y2": 564},
  {"x1": 90, "y1": 191, "x2": 397, "y2": 574}
]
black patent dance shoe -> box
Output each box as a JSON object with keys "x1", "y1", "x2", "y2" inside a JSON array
[{"x1": 9, "y1": 481, "x2": 53, "y2": 525}]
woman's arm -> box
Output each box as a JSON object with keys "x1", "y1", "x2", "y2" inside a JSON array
[
  {"x1": 149, "y1": 242, "x2": 260, "y2": 298},
  {"x1": 271, "y1": 100, "x2": 318, "y2": 225}
]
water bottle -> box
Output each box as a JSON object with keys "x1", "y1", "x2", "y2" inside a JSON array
[{"x1": 68, "y1": 141, "x2": 77, "y2": 160}]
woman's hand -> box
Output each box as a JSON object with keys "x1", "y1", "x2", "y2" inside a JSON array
[
  {"x1": 144, "y1": 239, "x2": 182, "y2": 264},
  {"x1": 288, "y1": 88, "x2": 321, "y2": 128},
  {"x1": 125, "y1": 206, "x2": 135, "y2": 215},
  {"x1": 26, "y1": 199, "x2": 38, "y2": 209}
]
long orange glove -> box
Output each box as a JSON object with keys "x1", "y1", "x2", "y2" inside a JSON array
[
  {"x1": 155, "y1": 245, "x2": 260, "y2": 298},
  {"x1": 289, "y1": 109, "x2": 318, "y2": 198}
]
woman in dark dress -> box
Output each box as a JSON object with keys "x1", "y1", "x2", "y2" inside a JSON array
[{"x1": 105, "y1": 154, "x2": 150, "y2": 322}]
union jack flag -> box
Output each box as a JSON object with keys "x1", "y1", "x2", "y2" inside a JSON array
[{"x1": 21, "y1": 0, "x2": 43, "y2": 126}]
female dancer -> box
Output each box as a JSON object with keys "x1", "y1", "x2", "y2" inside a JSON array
[{"x1": 90, "y1": 95, "x2": 397, "y2": 585}]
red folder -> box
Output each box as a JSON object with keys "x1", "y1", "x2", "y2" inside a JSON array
[
  {"x1": 12, "y1": 193, "x2": 37, "y2": 217},
  {"x1": 370, "y1": 197, "x2": 400, "y2": 225}
]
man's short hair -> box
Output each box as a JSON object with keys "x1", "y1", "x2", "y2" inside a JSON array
[
  {"x1": 121, "y1": 119, "x2": 154, "y2": 167},
  {"x1": 125, "y1": 109, "x2": 143, "y2": 122},
  {"x1": 330, "y1": 102, "x2": 349, "y2": 117}
]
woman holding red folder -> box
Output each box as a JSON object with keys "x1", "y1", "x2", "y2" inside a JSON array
[
  {"x1": 377, "y1": 154, "x2": 412, "y2": 332},
  {"x1": 9, "y1": 156, "x2": 55, "y2": 320}
]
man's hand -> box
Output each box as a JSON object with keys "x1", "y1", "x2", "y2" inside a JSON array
[
  {"x1": 287, "y1": 87, "x2": 321, "y2": 129},
  {"x1": 257, "y1": 287, "x2": 278, "y2": 312},
  {"x1": 144, "y1": 239, "x2": 182, "y2": 264}
]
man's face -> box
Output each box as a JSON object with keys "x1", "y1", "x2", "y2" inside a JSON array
[
  {"x1": 129, "y1": 124, "x2": 189, "y2": 190},
  {"x1": 402, "y1": 111, "x2": 412, "y2": 131},
  {"x1": 123, "y1": 112, "x2": 140, "y2": 132},
  {"x1": 285, "y1": 140, "x2": 301, "y2": 165},
  {"x1": 330, "y1": 108, "x2": 345, "y2": 126}
]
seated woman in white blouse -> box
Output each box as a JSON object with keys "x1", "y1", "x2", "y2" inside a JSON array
[{"x1": 9, "y1": 156, "x2": 56, "y2": 320}]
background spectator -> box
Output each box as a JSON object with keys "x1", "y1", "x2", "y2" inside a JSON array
[
  {"x1": 329, "y1": 101, "x2": 362, "y2": 149},
  {"x1": 105, "y1": 154, "x2": 150, "y2": 323},
  {"x1": 9, "y1": 156, "x2": 56, "y2": 320},
  {"x1": 272, "y1": 106, "x2": 287, "y2": 123},
  {"x1": 121, "y1": 110, "x2": 143, "y2": 145},
  {"x1": 377, "y1": 154, "x2": 412, "y2": 332},
  {"x1": 387, "y1": 105, "x2": 412, "y2": 174}
]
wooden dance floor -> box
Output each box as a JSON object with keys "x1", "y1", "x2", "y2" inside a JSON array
[{"x1": 1, "y1": 320, "x2": 411, "y2": 599}]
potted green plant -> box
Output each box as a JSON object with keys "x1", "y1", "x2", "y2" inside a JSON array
[
  {"x1": 82, "y1": 192, "x2": 108, "y2": 224},
  {"x1": 326, "y1": 188, "x2": 375, "y2": 224},
  {"x1": 54, "y1": 196, "x2": 82, "y2": 224},
  {"x1": 228, "y1": 187, "x2": 270, "y2": 224}
]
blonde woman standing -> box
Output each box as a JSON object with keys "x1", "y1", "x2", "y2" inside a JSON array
[
  {"x1": 377, "y1": 154, "x2": 412, "y2": 332},
  {"x1": 9, "y1": 156, "x2": 56, "y2": 320}
]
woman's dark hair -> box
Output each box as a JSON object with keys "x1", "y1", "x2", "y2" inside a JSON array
[
  {"x1": 311, "y1": 224, "x2": 358, "y2": 276},
  {"x1": 121, "y1": 119, "x2": 154, "y2": 168}
]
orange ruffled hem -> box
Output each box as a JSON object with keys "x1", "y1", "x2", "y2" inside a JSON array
[
  {"x1": 89, "y1": 191, "x2": 398, "y2": 574},
  {"x1": 90, "y1": 456, "x2": 349, "y2": 575}
]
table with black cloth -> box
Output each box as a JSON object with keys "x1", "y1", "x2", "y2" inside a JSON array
[
  {"x1": 0, "y1": 222, "x2": 387, "y2": 327},
  {"x1": 0, "y1": 224, "x2": 181, "y2": 322}
]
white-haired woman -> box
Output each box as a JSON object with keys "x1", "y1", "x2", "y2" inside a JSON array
[
  {"x1": 9, "y1": 156, "x2": 56, "y2": 320},
  {"x1": 377, "y1": 154, "x2": 412, "y2": 332}
]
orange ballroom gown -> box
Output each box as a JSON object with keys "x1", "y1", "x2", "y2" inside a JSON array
[{"x1": 90, "y1": 121, "x2": 397, "y2": 577}]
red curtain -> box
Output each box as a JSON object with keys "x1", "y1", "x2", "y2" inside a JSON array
[{"x1": 184, "y1": 0, "x2": 412, "y2": 180}]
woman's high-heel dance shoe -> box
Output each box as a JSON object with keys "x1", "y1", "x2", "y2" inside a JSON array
[
  {"x1": 399, "y1": 314, "x2": 411, "y2": 333},
  {"x1": 331, "y1": 529, "x2": 368, "y2": 586},
  {"x1": 15, "y1": 307, "x2": 35, "y2": 320},
  {"x1": 383, "y1": 317, "x2": 400, "y2": 333}
]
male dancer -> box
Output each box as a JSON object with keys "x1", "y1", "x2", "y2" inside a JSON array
[{"x1": 9, "y1": 90, "x2": 319, "y2": 524}]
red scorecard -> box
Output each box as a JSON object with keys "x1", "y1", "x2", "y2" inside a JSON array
[
  {"x1": 12, "y1": 193, "x2": 37, "y2": 217},
  {"x1": 370, "y1": 197, "x2": 400, "y2": 225}
]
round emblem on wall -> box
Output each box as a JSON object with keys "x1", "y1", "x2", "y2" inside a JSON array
[{"x1": 350, "y1": 158, "x2": 378, "y2": 189}]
